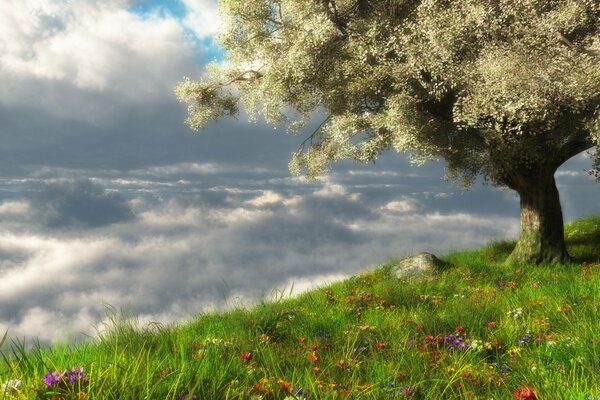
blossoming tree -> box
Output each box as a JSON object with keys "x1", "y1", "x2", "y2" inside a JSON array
[{"x1": 176, "y1": 0, "x2": 600, "y2": 264}]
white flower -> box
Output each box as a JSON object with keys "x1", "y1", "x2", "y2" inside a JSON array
[
  {"x1": 507, "y1": 307, "x2": 523, "y2": 319},
  {"x1": 470, "y1": 339, "x2": 483, "y2": 350},
  {"x1": 1, "y1": 379, "x2": 21, "y2": 395}
]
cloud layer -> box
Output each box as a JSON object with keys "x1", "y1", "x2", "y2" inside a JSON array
[{"x1": 0, "y1": 168, "x2": 525, "y2": 346}]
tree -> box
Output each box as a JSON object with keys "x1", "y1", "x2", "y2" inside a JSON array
[{"x1": 176, "y1": 0, "x2": 600, "y2": 264}]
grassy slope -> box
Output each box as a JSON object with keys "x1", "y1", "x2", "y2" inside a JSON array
[{"x1": 1, "y1": 216, "x2": 599, "y2": 400}]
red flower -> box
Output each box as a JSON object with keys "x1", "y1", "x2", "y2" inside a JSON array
[
  {"x1": 299, "y1": 337, "x2": 306, "y2": 344},
  {"x1": 425, "y1": 335, "x2": 435, "y2": 342},
  {"x1": 307, "y1": 352, "x2": 319, "y2": 363},
  {"x1": 455, "y1": 325, "x2": 465, "y2": 333},
  {"x1": 374, "y1": 342, "x2": 386, "y2": 349},
  {"x1": 240, "y1": 352, "x2": 252, "y2": 362},
  {"x1": 513, "y1": 386, "x2": 537, "y2": 400},
  {"x1": 278, "y1": 380, "x2": 291, "y2": 392},
  {"x1": 487, "y1": 321, "x2": 497, "y2": 328}
]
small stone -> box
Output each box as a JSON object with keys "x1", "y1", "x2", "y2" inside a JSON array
[{"x1": 393, "y1": 252, "x2": 448, "y2": 279}]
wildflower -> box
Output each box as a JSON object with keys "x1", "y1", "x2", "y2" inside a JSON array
[
  {"x1": 259, "y1": 334, "x2": 271, "y2": 343},
  {"x1": 240, "y1": 352, "x2": 253, "y2": 363},
  {"x1": 507, "y1": 346, "x2": 522, "y2": 356},
  {"x1": 43, "y1": 371, "x2": 64, "y2": 387},
  {"x1": 507, "y1": 308, "x2": 523, "y2": 319},
  {"x1": 513, "y1": 386, "x2": 537, "y2": 399},
  {"x1": 312, "y1": 367, "x2": 321, "y2": 374},
  {"x1": 298, "y1": 337, "x2": 306, "y2": 344},
  {"x1": 43, "y1": 367, "x2": 88, "y2": 390},
  {"x1": 486, "y1": 321, "x2": 497, "y2": 328},
  {"x1": 401, "y1": 386, "x2": 414, "y2": 397},
  {"x1": 278, "y1": 380, "x2": 291, "y2": 392},
  {"x1": 1, "y1": 379, "x2": 21, "y2": 395},
  {"x1": 508, "y1": 281, "x2": 518, "y2": 288},
  {"x1": 455, "y1": 325, "x2": 465, "y2": 333},
  {"x1": 396, "y1": 371, "x2": 409, "y2": 379},
  {"x1": 307, "y1": 352, "x2": 319, "y2": 363},
  {"x1": 69, "y1": 367, "x2": 87, "y2": 384},
  {"x1": 374, "y1": 342, "x2": 386, "y2": 349},
  {"x1": 519, "y1": 333, "x2": 533, "y2": 346},
  {"x1": 470, "y1": 340, "x2": 483, "y2": 350}
]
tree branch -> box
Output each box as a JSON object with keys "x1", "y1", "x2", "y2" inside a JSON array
[
  {"x1": 298, "y1": 114, "x2": 333, "y2": 152},
  {"x1": 557, "y1": 134, "x2": 595, "y2": 166}
]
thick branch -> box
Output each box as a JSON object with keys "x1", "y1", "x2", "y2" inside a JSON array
[{"x1": 556, "y1": 134, "x2": 594, "y2": 167}]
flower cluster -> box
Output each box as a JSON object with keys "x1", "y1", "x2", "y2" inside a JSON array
[
  {"x1": 507, "y1": 307, "x2": 523, "y2": 319},
  {"x1": 43, "y1": 367, "x2": 88, "y2": 388}
]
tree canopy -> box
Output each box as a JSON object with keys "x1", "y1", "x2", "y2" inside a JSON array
[{"x1": 176, "y1": 0, "x2": 600, "y2": 264}]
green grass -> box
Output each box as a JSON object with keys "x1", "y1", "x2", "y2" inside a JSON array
[{"x1": 1, "y1": 216, "x2": 600, "y2": 399}]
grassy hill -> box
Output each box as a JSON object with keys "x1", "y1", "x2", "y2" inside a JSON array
[{"x1": 1, "y1": 216, "x2": 600, "y2": 399}]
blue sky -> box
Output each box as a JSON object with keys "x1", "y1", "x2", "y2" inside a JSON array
[{"x1": 0, "y1": 0, "x2": 598, "y2": 348}]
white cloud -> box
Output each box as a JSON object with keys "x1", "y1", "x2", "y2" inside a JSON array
[
  {"x1": 381, "y1": 197, "x2": 418, "y2": 213},
  {"x1": 0, "y1": 0, "x2": 198, "y2": 120},
  {"x1": 245, "y1": 190, "x2": 284, "y2": 207},
  {"x1": 0, "y1": 201, "x2": 30, "y2": 216},
  {"x1": 181, "y1": 0, "x2": 221, "y2": 39}
]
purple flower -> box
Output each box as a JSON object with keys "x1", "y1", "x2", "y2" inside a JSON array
[
  {"x1": 42, "y1": 367, "x2": 88, "y2": 388},
  {"x1": 519, "y1": 333, "x2": 533, "y2": 346},
  {"x1": 43, "y1": 372, "x2": 60, "y2": 387}
]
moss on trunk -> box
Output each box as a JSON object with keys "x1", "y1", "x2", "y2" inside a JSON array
[{"x1": 506, "y1": 165, "x2": 571, "y2": 265}]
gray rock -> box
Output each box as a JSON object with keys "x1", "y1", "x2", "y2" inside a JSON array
[{"x1": 392, "y1": 252, "x2": 448, "y2": 279}]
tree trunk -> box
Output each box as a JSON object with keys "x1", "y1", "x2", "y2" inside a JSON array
[{"x1": 506, "y1": 165, "x2": 571, "y2": 265}]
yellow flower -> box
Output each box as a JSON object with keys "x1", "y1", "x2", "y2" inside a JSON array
[
  {"x1": 259, "y1": 333, "x2": 271, "y2": 343},
  {"x1": 507, "y1": 346, "x2": 522, "y2": 356}
]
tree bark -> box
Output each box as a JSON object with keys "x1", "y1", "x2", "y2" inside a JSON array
[{"x1": 506, "y1": 165, "x2": 571, "y2": 265}]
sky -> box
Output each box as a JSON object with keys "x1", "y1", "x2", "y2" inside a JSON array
[{"x1": 0, "y1": 0, "x2": 598, "y2": 348}]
